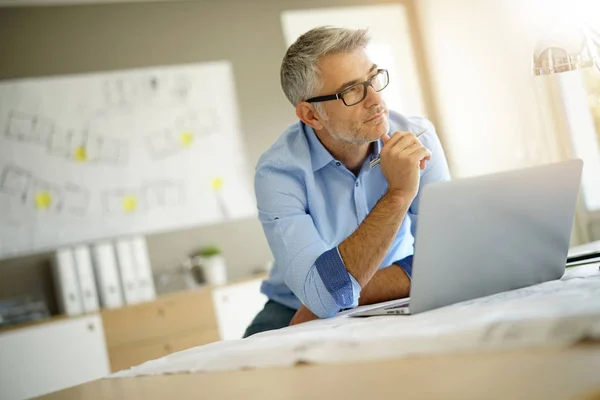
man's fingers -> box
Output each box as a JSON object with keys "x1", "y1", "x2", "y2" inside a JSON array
[
  {"x1": 410, "y1": 147, "x2": 432, "y2": 162},
  {"x1": 389, "y1": 132, "x2": 423, "y2": 152},
  {"x1": 381, "y1": 133, "x2": 391, "y2": 144},
  {"x1": 402, "y1": 142, "x2": 422, "y2": 154},
  {"x1": 382, "y1": 131, "x2": 410, "y2": 150}
]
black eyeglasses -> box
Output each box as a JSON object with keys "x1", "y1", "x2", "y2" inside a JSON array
[{"x1": 305, "y1": 69, "x2": 389, "y2": 107}]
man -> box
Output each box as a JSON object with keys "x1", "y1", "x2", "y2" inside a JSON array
[{"x1": 243, "y1": 26, "x2": 450, "y2": 338}]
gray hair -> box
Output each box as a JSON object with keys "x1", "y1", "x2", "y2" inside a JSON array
[{"x1": 280, "y1": 26, "x2": 370, "y2": 107}]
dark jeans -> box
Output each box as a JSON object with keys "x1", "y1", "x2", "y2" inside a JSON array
[{"x1": 243, "y1": 300, "x2": 297, "y2": 338}]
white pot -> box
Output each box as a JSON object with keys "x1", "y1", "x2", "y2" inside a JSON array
[{"x1": 195, "y1": 255, "x2": 227, "y2": 286}]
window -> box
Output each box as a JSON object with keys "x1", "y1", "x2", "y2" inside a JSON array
[
  {"x1": 582, "y1": 67, "x2": 600, "y2": 151},
  {"x1": 558, "y1": 68, "x2": 600, "y2": 212}
]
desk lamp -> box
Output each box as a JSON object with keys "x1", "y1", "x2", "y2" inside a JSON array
[
  {"x1": 533, "y1": 25, "x2": 600, "y2": 267},
  {"x1": 533, "y1": 26, "x2": 599, "y2": 75}
]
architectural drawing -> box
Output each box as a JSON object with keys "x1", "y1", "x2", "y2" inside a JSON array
[
  {"x1": 27, "y1": 179, "x2": 64, "y2": 212},
  {"x1": 145, "y1": 109, "x2": 218, "y2": 160},
  {"x1": 62, "y1": 183, "x2": 91, "y2": 216},
  {"x1": 47, "y1": 126, "x2": 81, "y2": 158},
  {"x1": 102, "y1": 180, "x2": 184, "y2": 215},
  {"x1": 143, "y1": 180, "x2": 185, "y2": 210},
  {"x1": 103, "y1": 78, "x2": 138, "y2": 108},
  {"x1": 0, "y1": 164, "x2": 90, "y2": 215},
  {"x1": 4, "y1": 110, "x2": 130, "y2": 165},
  {"x1": 84, "y1": 133, "x2": 129, "y2": 164},
  {"x1": 5, "y1": 110, "x2": 54, "y2": 144},
  {"x1": 0, "y1": 164, "x2": 32, "y2": 201},
  {"x1": 102, "y1": 72, "x2": 191, "y2": 110},
  {"x1": 0, "y1": 61, "x2": 255, "y2": 259},
  {"x1": 175, "y1": 109, "x2": 217, "y2": 136},
  {"x1": 145, "y1": 128, "x2": 182, "y2": 160},
  {"x1": 103, "y1": 187, "x2": 143, "y2": 215}
]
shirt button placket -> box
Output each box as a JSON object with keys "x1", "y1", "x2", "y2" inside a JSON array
[{"x1": 354, "y1": 180, "x2": 362, "y2": 220}]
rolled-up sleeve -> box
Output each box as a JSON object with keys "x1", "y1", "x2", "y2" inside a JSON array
[
  {"x1": 392, "y1": 255, "x2": 414, "y2": 280},
  {"x1": 255, "y1": 165, "x2": 361, "y2": 318}
]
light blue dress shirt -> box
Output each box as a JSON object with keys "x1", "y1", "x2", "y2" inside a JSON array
[{"x1": 255, "y1": 111, "x2": 451, "y2": 318}]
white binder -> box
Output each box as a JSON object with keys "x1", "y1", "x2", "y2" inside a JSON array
[
  {"x1": 90, "y1": 241, "x2": 124, "y2": 309},
  {"x1": 51, "y1": 248, "x2": 84, "y2": 316},
  {"x1": 114, "y1": 238, "x2": 141, "y2": 305},
  {"x1": 72, "y1": 245, "x2": 100, "y2": 312},
  {"x1": 130, "y1": 236, "x2": 157, "y2": 302}
]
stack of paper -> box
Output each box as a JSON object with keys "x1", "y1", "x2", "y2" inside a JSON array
[{"x1": 110, "y1": 264, "x2": 600, "y2": 377}]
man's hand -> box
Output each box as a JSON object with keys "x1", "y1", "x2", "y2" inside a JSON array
[
  {"x1": 380, "y1": 131, "x2": 431, "y2": 201},
  {"x1": 289, "y1": 305, "x2": 319, "y2": 326}
]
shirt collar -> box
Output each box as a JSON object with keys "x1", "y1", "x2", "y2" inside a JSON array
[
  {"x1": 303, "y1": 123, "x2": 335, "y2": 172},
  {"x1": 303, "y1": 122, "x2": 384, "y2": 172}
]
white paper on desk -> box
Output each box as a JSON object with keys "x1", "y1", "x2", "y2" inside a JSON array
[{"x1": 109, "y1": 264, "x2": 600, "y2": 378}]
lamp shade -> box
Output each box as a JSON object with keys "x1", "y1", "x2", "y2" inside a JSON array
[{"x1": 533, "y1": 27, "x2": 599, "y2": 75}]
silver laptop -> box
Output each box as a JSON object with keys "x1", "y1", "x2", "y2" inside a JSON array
[{"x1": 352, "y1": 159, "x2": 583, "y2": 317}]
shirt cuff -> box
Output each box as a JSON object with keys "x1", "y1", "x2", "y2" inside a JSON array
[
  {"x1": 315, "y1": 247, "x2": 355, "y2": 308},
  {"x1": 393, "y1": 255, "x2": 414, "y2": 280}
]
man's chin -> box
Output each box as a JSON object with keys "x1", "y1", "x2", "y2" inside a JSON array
[{"x1": 367, "y1": 119, "x2": 389, "y2": 141}]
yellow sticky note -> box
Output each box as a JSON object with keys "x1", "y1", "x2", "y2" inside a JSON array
[
  {"x1": 122, "y1": 196, "x2": 138, "y2": 213},
  {"x1": 180, "y1": 131, "x2": 194, "y2": 147},
  {"x1": 74, "y1": 146, "x2": 87, "y2": 162},
  {"x1": 211, "y1": 177, "x2": 223, "y2": 191},
  {"x1": 35, "y1": 191, "x2": 52, "y2": 210}
]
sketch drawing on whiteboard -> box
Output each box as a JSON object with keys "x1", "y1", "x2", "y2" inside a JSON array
[
  {"x1": 103, "y1": 78, "x2": 138, "y2": 108},
  {"x1": 0, "y1": 61, "x2": 256, "y2": 259},
  {"x1": 102, "y1": 180, "x2": 184, "y2": 215},
  {"x1": 143, "y1": 180, "x2": 185, "y2": 209},
  {"x1": 145, "y1": 109, "x2": 218, "y2": 160},
  {"x1": 103, "y1": 187, "x2": 143, "y2": 215},
  {"x1": 175, "y1": 109, "x2": 217, "y2": 136},
  {"x1": 0, "y1": 164, "x2": 32, "y2": 202},
  {"x1": 83, "y1": 133, "x2": 129, "y2": 164},
  {"x1": 46, "y1": 128, "x2": 129, "y2": 165},
  {"x1": 62, "y1": 183, "x2": 91, "y2": 216},
  {"x1": 5, "y1": 109, "x2": 130, "y2": 165},
  {"x1": 139, "y1": 73, "x2": 191, "y2": 106},
  {"x1": 5, "y1": 110, "x2": 54, "y2": 144},
  {"x1": 102, "y1": 73, "x2": 191, "y2": 110},
  {"x1": 47, "y1": 126, "x2": 82, "y2": 158},
  {"x1": 27, "y1": 178, "x2": 64, "y2": 213},
  {"x1": 0, "y1": 164, "x2": 91, "y2": 215}
]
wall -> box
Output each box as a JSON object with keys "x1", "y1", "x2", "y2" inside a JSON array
[
  {"x1": 0, "y1": 0, "x2": 432, "y2": 307},
  {"x1": 414, "y1": 0, "x2": 555, "y2": 178},
  {"x1": 413, "y1": 0, "x2": 597, "y2": 244}
]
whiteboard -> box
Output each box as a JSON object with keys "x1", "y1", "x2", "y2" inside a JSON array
[{"x1": 0, "y1": 61, "x2": 256, "y2": 260}]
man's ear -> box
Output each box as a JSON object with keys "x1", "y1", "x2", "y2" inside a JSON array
[{"x1": 296, "y1": 102, "x2": 325, "y2": 131}]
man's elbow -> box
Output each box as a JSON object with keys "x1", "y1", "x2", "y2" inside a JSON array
[
  {"x1": 299, "y1": 266, "x2": 357, "y2": 319},
  {"x1": 308, "y1": 300, "x2": 339, "y2": 319}
]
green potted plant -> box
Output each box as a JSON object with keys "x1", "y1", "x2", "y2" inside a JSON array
[{"x1": 191, "y1": 246, "x2": 227, "y2": 286}]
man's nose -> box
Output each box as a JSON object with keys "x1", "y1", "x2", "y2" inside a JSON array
[{"x1": 363, "y1": 85, "x2": 382, "y2": 108}]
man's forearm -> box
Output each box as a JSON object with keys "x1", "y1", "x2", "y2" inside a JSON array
[
  {"x1": 290, "y1": 266, "x2": 410, "y2": 326},
  {"x1": 338, "y1": 190, "x2": 411, "y2": 287},
  {"x1": 358, "y1": 266, "x2": 410, "y2": 305}
]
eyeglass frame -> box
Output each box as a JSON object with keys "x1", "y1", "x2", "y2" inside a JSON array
[{"x1": 304, "y1": 69, "x2": 389, "y2": 107}]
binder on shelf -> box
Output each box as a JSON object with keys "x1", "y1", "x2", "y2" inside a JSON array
[
  {"x1": 114, "y1": 238, "x2": 141, "y2": 305},
  {"x1": 130, "y1": 236, "x2": 157, "y2": 302},
  {"x1": 90, "y1": 241, "x2": 124, "y2": 309},
  {"x1": 51, "y1": 248, "x2": 84, "y2": 316},
  {"x1": 72, "y1": 244, "x2": 100, "y2": 312}
]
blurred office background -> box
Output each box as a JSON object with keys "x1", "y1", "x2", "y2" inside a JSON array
[{"x1": 0, "y1": 0, "x2": 599, "y2": 398}]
